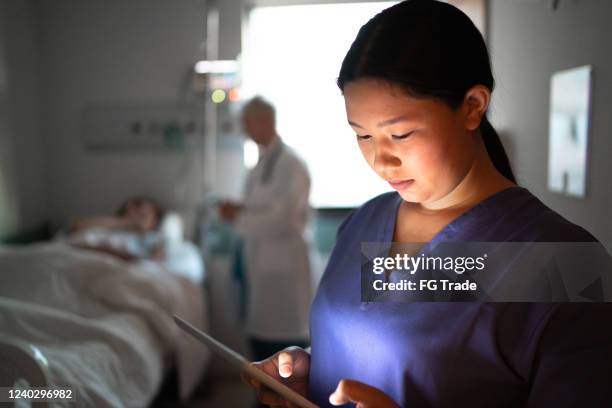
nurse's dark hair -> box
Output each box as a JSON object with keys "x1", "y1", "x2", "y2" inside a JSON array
[{"x1": 337, "y1": 0, "x2": 516, "y2": 184}]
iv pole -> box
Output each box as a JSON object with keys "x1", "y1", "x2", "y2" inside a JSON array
[{"x1": 203, "y1": 1, "x2": 219, "y2": 196}]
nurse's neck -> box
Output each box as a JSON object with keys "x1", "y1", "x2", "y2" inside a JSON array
[{"x1": 418, "y1": 141, "x2": 516, "y2": 214}]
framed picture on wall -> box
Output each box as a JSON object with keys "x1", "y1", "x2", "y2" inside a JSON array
[{"x1": 547, "y1": 65, "x2": 593, "y2": 198}]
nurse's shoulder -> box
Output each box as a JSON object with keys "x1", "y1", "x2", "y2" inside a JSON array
[{"x1": 515, "y1": 188, "x2": 598, "y2": 243}]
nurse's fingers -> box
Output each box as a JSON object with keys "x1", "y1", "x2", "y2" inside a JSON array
[
  {"x1": 257, "y1": 385, "x2": 288, "y2": 406},
  {"x1": 329, "y1": 379, "x2": 400, "y2": 408},
  {"x1": 240, "y1": 370, "x2": 257, "y2": 387},
  {"x1": 329, "y1": 379, "x2": 369, "y2": 406},
  {"x1": 241, "y1": 369, "x2": 290, "y2": 407},
  {"x1": 277, "y1": 351, "x2": 294, "y2": 378}
]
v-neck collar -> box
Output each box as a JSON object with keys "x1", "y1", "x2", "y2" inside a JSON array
[{"x1": 382, "y1": 186, "x2": 527, "y2": 252}]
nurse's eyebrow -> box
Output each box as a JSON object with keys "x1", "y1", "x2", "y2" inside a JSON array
[
  {"x1": 377, "y1": 115, "x2": 412, "y2": 127},
  {"x1": 348, "y1": 115, "x2": 412, "y2": 129},
  {"x1": 348, "y1": 120, "x2": 363, "y2": 129}
]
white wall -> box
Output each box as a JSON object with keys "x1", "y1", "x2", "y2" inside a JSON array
[
  {"x1": 0, "y1": 0, "x2": 47, "y2": 238},
  {"x1": 489, "y1": 0, "x2": 612, "y2": 242},
  {"x1": 37, "y1": 0, "x2": 228, "y2": 227}
]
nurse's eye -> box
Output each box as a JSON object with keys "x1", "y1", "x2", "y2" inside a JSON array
[
  {"x1": 356, "y1": 134, "x2": 372, "y2": 141},
  {"x1": 392, "y1": 131, "x2": 415, "y2": 140}
]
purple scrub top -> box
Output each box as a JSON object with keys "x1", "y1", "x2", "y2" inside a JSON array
[{"x1": 308, "y1": 186, "x2": 612, "y2": 407}]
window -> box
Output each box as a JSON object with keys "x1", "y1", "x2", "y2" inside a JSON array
[{"x1": 242, "y1": 2, "x2": 397, "y2": 208}]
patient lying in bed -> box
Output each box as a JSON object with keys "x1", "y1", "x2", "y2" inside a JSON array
[
  {"x1": 0, "y1": 195, "x2": 209, "y2": 405},
  {"x1": 67, "y1": 196, "x2": 166, "y2": 261}
]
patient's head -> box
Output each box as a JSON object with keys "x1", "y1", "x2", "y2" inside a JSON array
[{"x1": 116, "y1": 196, "x2": 164, "y2": 231}]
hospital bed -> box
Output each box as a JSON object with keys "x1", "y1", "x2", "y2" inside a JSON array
[{"x1": 0, "y1": 214, "x2": 211, "y2": 407}]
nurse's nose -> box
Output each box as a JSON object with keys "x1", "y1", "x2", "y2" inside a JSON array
[{"x1": 372, "y1": 140, "x2": 402, "y2": 174}]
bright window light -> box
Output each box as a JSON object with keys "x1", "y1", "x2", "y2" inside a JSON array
[{"x1": 242, "y1": 2, "x2": 397, "y2": 208}]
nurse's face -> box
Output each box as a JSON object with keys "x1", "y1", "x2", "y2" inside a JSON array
[{"x1": 344, "y1": 79, "x2": 480, "y2": 205}]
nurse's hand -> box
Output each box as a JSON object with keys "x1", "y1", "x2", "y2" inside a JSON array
[
  {"x1": 241, "y1": 346, "x2": 310, "y2": 408},
  {"x1": 329, "y1": 379, "x2": 400, "y2": 408}
]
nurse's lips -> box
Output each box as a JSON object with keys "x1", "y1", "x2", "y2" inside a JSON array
[{"x1": 388, "y1": 179, "x2": 415, "y2": 190}]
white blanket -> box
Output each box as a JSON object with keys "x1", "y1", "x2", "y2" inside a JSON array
[{"x1": 0, "y1": 242, "x2": 210, "y2": 407}]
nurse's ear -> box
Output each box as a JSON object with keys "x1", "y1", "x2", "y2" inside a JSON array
[{"x1": 462, "y1": 85, "x2": 491, "y2": 131}]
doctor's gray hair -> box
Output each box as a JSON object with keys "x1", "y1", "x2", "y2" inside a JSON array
[{"x1": 242, "y1": 96, "x2": 276, "y2": 124}]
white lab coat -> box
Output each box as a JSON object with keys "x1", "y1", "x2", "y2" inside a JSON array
[{"x1": 235, "y1": 137, "x2": 314, "y2": 340}]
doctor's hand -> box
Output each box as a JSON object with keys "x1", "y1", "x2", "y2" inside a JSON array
[
  {"x1": 218, "y1": 201, "x2": 242, "y2": 222},
  {"x1": 329, "y1": 379, "x2": 400, "y2": 408},
  {"x1": 241, "y1": 346, "x2": 310, "y2": 408}
]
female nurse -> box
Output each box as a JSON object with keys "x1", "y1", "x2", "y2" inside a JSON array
[{"x1": 243, "y1": 1, "x2": 612, "y2": 407}]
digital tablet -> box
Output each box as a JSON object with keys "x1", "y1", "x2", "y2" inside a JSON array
[{"x1": 173, "y1": 315, "x2": 319, "y2": 408}]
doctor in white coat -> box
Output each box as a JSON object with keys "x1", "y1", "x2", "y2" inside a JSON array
[{"x1": 219, "y1": 96, "x2": 315, "y2": 362}]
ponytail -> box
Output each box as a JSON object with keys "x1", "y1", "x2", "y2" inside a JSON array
[{"x1": 479, "y1": 116, "x2": 516, "y2": 184}]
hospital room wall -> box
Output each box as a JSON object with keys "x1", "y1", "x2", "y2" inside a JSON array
[
  {"x1": 37, "y1": 0, "x2": 245, "y2": 229},
  {"x1": 0, "y1": 0, "x2": 47, "y2": 240},
  {"x1": 7, "y1": 0, "x2": 612, "y2": 243},
  {"x1": 488, "y1": 0, "x2": 612, "y2": 243}
]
